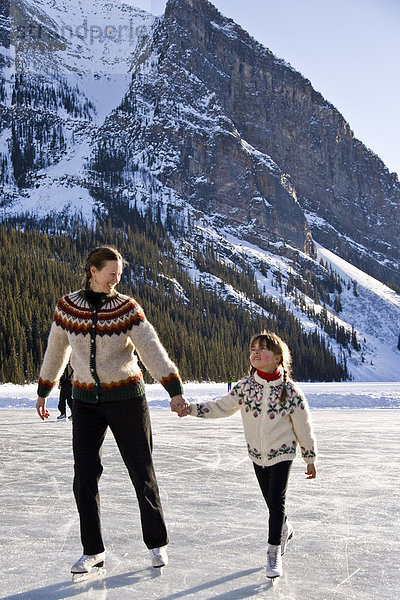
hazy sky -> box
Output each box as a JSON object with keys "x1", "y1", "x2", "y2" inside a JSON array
[{"x1": 130, "y1": 0, "x2": 399, "y2": 176}]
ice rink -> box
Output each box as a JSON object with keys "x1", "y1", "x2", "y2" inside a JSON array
[{"x1": 0, "y1": 406, "x2": 399, "y2": 600}]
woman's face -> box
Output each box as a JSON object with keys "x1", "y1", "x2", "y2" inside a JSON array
[
  {"x1": 250, "y1": 340, "x2": 281, "y2": 374},
  {"x1": 90, "y1": 260, "x2": 122, "y2": 294}
]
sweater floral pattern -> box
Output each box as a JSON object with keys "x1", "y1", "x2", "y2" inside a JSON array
[{"x1": 190, "y1": 372, "x2": 316, "y2": 467}]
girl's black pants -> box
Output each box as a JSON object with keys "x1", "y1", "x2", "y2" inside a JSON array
[
  {"x1": 72, "y1": 396, "x2": 168, "y2": 555},
  {"x1": 253, "y1": 460, "x2": 293, "y2": 546}
]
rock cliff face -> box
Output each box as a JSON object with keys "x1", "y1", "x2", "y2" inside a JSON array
[
  {"x1": 163, "y1": 0, "x2": 400, "y2": 283},
  {"x1": 91, "y1": 0, "x2": 314, "y2": 255},
  {"x1": 1, "y1": 0, "x2": 399, "y2": 286},
  {"x1": 93, "y1": 0, "x2": 399, "y2": 283}
]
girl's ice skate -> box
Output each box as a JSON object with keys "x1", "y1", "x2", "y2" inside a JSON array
[
  {"x1": 71, "y1": 552, "x2": 106, "y2": 582},
  {"x1": 266, "y1": 544, "x2": 282, "y2": 581},
  {"x1": 281, "y1": 520, "x2": 294, "y2": 555}
]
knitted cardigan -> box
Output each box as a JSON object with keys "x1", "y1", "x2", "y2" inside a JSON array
[
  {"x1": 189, "y1": 372, "x2": 316, "y2": 467},
  {"x1": 37, "y1": 290, "x2": 183, "y2": 403}
]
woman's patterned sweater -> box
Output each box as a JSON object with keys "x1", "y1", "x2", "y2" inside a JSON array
[
  {"x1": 37, "y1": 290, "x2": 183, "y2": 403},
  {"x1": 189, "y1": 372, "x2": 316, "y2": 467}
]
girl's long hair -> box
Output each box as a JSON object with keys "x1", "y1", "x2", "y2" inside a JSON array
[
  {"x1": 249, "y1": 331, "x2": 292, "y2": 404},
  {"x1": 82, "y1": 246, "x2": 125, "y2": 290}
]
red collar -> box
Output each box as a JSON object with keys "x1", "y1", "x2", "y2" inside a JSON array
[{"x1": 256, "y1": 368, "x2": 282, "y2": 382}]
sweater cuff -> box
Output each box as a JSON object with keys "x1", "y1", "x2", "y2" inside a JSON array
[
  {"x1": 37, "y1": 378, "x2": 57, "y2": 398},
  {"x1": 301, "y1": 447, "x2": 317, "y2": 463},
  {"x1": 161, "y1": 373, "x2": 184, "y2": 398}
]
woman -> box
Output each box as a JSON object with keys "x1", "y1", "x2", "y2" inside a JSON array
[{"x1": 36, "y1": 245, "x2": 186, "y2": 581}]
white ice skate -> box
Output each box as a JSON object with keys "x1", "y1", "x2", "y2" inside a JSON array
[
  {"x1": 150, "y1": 546, "x2": 168, "y2": 574},
  {"x1": 71, "y1": 552, "x2": 106, "y2": 582},
  {"x1": 266, "y1": 544, "x2": 282, "y2": 582},
  {"x1": 281, "y1": 520, "x2": 294, "y2": 555}
]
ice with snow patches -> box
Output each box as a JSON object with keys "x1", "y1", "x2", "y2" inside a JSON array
[{"x1": 0, "y1": 405, "x2": 399, "y2": 599}]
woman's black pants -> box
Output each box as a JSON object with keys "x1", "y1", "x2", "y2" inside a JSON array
[
  {"x1": 72, "y1": 396, "x2": 168, "y2": 555},
  {"x1": 253, "y1": 460, "x2": 292, "y2": 546}
]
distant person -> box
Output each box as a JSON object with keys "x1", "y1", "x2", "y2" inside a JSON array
[
  {"x1": 227, "y1": 375, "x2": 232, "y2": 391},
  {"x1": 36, "y1": 245, "x2": 187, "y2": 581},
  {"x1": 57, "y1": 362, "x2": 73, "y2": 420},
  {"x1": 176, "y1": 331, "x2": 317, "y2": 581}
]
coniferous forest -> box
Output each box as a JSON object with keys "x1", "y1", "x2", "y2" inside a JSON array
[{"x1": 0, "y1": 208, "x2": 349, "y2": 385}]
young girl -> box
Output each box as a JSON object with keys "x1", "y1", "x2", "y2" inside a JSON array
[{"x1": 178, "y1": 331, "x2": 317, "y2": 579}]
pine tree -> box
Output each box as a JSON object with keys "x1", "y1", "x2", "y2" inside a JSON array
[
  {"x1": 0, "y1": 217, "x2": 349, "y2": 384},
  {"x1": 333, "y1": 294, "x2": 342, "y2": 313}
]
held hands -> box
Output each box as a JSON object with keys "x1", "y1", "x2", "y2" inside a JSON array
[
  {"x1": 36, "y1": 397, "x2": 50, "y2": 420},
  {"x1": 305, "y1": 464, "x2": 316, "y2": 479},
  {"x1": 170, "y1": 395, "x2": 192, "y2": 418},
  {"x1": 177, "y1": 403, "x2": 192, "y2": 418}
]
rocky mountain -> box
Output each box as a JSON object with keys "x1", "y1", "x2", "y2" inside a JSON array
[
  {"x1": 93, "y1": 0, "x2": 399, "y2": 286},
  {"x1": 0, "y1": 0, "x2": 399, "y2": 380}
]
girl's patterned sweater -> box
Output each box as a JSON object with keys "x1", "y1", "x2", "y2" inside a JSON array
[
  {"x1": 189, "y1": 372, "x2": 316, "y2": 467},
  {"x1": 37, "y1": 290, "x2": 183, "y2": 403}
]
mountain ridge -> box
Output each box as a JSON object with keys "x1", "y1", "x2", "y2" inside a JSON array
[
  {"x1": 159, "y1": 0, "x2": 400, "y2": 285},
  {"x1": 0, "y1": 0, "x2": 399, "y2": 381}
]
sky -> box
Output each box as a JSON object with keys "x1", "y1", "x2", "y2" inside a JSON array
[{"x1": 127, "y1": 0, "x2": 400, "y2": 177}]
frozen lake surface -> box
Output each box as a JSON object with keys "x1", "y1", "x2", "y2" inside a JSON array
[{"x1": 0, "y1": 383, "x2": 399, "y2": 599}]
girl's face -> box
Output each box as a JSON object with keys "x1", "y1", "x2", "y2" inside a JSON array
[
  {"x1": 250, "y1": 340, "x2": 281, "y2": 374},
  {"x1": 90, "y1": 260, "x2": 122, "y2": 294}
]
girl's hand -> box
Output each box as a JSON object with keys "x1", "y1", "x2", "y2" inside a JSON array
[
  {"x1": 305, "y1": 464, "x2": 316, "y2": 479},
  {"x1": 36, "y1": 397, "x2": 50, "y2": 420},
  {"x1": 178, "y1": 404, "x2": 192, "y2": 418}
]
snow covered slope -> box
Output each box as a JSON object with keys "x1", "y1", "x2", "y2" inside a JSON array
[
  {"x1": 1, "y1": 0, "x2": 156, "y2": 214},
  {"x1": 169, "y1": 217, "x2": 400, "y2": 381},
  {"x1": 317, "y1": 246, "x2": 400, "y2": 380}
]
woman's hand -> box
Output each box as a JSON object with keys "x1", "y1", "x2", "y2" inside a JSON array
[
  {"x1": 170, "y1": 395, "x2": 189, "y2": 413},
  {"x1": 36, "y1": 397, "x2": 50, "y2": 420},
  {"x1": 305, "y1": 464, "x2": 316, "y2": 479}
]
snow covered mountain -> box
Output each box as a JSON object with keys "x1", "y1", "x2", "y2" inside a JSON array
[
  {"x1": 175, "y1": 222, "x2": 400, "y2": 381},
  {"x1": 0, "y1": 0, "x2": 399, "y2": 381},
  {"x1": 0, "y1": 0, "x2": 156, "y2": 210}
]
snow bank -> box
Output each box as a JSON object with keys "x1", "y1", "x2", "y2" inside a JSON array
[{"x1": 1, "y1": 381, "x2": 399, "y2": 410}]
